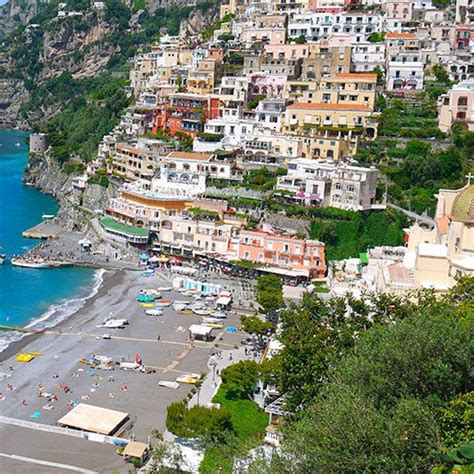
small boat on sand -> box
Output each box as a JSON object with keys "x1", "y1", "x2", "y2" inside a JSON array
[
  {"x1": 156, "y1": 300, "x2": 173, "y2": 307},
  {"x1": 192, "y1": 308, "x2": 213, "y2": 316},
  {"x1": 145, "y1": 309, "x2": 164, "y2": 316}
]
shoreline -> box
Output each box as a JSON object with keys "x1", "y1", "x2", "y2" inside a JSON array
[{"x1": 0, "y1": 267, "x2": 119, "y2": 363}]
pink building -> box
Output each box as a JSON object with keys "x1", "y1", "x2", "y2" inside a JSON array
[
  {"x1": 237, "y1": 229, "x2": 326, "y2": 279},
  {"x1": 438, "y1": 79, "x2": 474, "y2": 133}
]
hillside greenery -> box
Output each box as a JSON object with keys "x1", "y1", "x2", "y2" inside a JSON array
[{"x1": 249, "y1": 278, "x2": 474, "y2": 473}]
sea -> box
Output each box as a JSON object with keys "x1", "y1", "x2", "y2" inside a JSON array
[{"x1": 0, "y1": 130, "x2": 101, "y2": 352}]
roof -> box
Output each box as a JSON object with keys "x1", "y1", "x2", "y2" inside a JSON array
[
  {"x1": 287, "y1": 102, "x2": 372, "y2": 111},
  {"x1": 451, "y1": 185, "x2": 474, "y2": 224},
  {"x1": 435, "y1": 214, "x2": 451, "y2": 235},
  {"x1": 189, "y1": 324, "x2": 214, "y2": 335},
  {"x1": 418, "y1": 243, "x2": 448, "y2": 258},
  {"x1": 122, "y1": 442, "x2": 149, "y2": 458},
  {"x1": 258, "y1": 266, "x2": 310, "y2": 278},
  {"x1": 335, "y1": 73, "x2": 377, "y2": 80},
  {"x1": 167, "y1": 151, "x2": 213, "y2": 161},
  {"x1": 57, "y1": 403, "x2": 129, "y2": 435},
  {"x1": 101, "y1": 217, "x2": 149, "y2": 237},
  {"x1": 386, "y1": 32, "x2": 415, "y2": 39}
]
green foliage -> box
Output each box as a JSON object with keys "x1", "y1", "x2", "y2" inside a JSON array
[
  {"x1": 432, "y1": 64, "x2": 450, "y2": 84},
  {"x1": 217, "y1": 33, "x2": 235, "y2": 42},
  {"x1": 63, "y1": 160, "x2": 85, "y2": 175},
  {"x1": 309, "y1": 208, "x2": 407, "y2": 261},
  {"x1": 241, "y1": 315, "x2": 274, "y2": 337},
  {"x1": 166, "y1": 402, "x2": 234, "y2": 444},
  {"x1": 252, "y1": 281, "x2": 474, "y2": 473},
  {"x1": 247, "y1": 94, "x2": 266, "y2": 110},
  {"x1": 255, "y1": 275, "x2": 283, "y2": 313},
  {"x1": 200, "y1": 383, "x2": 268, "y2": 473},
  {"x1": 368, "y1": 31, "x2": 386, "y2": 42},
  {"x1": 440, "y1": 392, "x2": 474, "y2": 449},
  {"x1": 197, "y1": 132, "x2": 223, "y2": 142},
  {"x1": 293, "y1": 35, "x2": 306, "y2": 44},
  {"x1": 221, "y1": 360, "x2": 259, "y2": 398}
]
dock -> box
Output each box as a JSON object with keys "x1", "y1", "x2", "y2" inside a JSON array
[{"x1": 22, "y1": 221, "x2": 61, "y2": 239}]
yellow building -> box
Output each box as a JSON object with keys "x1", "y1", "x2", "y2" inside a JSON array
[
  {"x1": 284, "y1": 102, "x2": 379, "y2": 138},
  {"x1": 310, "y1": 73, "x2": 378, "y2": 109}
]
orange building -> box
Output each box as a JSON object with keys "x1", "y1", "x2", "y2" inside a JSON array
[
  {"x1": 153, "y1": 93, "x2": 220, "y2": 138},
  {"x1": 237, "y1": 229, "x2": 326, "y2": 279}
]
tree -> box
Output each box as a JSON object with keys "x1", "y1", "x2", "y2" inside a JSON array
[
  {"x1": 439, "y1": 392, "x2": 474, "y2": 449},
  {"x1": 255, "y1": 275, "x2": 283, "y2": 313},
  {"x1": 166, "y1": 402, "x2": 234, "y2": 444},
  {"x1": 432, "y1": 64, "x2": 450, "y2": 84},
  {"x1": 240, "y1": 315, "x2": 274, "y2": 339},
  {"x1": 294, "y1": 35, "x2": 306, "y2": 44},
  {"x1": 221, "y1": 360, "x2": 259, "y2": 398}
]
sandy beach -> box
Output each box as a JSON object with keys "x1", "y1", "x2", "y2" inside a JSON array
[{"x1": 0, "y1": 268, "x2": 245, "y2": 473}]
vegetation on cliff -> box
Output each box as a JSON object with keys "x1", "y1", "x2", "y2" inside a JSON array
[{"x1": 249, "y1": 279, "x2": 474, "y2": 473}]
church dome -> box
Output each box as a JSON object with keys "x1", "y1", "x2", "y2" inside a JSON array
[{"x1": 451, "y1": 185, "x2": 474, "y2": 223}]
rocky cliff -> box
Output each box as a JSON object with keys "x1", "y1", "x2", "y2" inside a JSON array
[{"x1": 0, "y1": 0, "x2": 46, "y2": 37}]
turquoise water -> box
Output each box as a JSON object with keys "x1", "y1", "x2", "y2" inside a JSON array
[{"x1": 0, "y1": 130, "x2": 97, "y2": 350}]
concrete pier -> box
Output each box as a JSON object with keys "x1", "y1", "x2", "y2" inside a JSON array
[{"x1": 22, "y1": 220, "x2": 61, "y2": 239}]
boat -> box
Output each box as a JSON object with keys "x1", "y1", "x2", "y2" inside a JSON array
[
  {"x1": 15, "y1": 142, "x2": 20, "y2": 147},
  {"x1": 41, "y1": 214, "x2": 55, "y2": 219},
  {"x1": 141, "y1": 270, "x2": 155, "y2": 277},
  {"x1": 157, "y1": 286, "x2": 172, "y2": 292},
  {"x1": 192, "y1": 308, "x2": 213, "y2": 316},
  {"x1": 137, "y1": 294, "x2": 155, "y2": 303},
  {"x1": 140, "y1": 303, "x2": 155, "y2": 308},
  {"x1": 210, "y1": 311, "x2": 227, "y2": 319},
  {"x1": 159, "y1": 381, "x2": 179, "y2": 390},
  {"x1": 156, "y1": 300, "x2": 173, "y2": 307},
  {"x1": 99, "y1": 318, "x2": 128, "y2": 328},
  {"x1": 202, "y1": 316, "x2": 223, "y2": 324},
  {"x1": 11, "y1": 257, "x2": 50, "y2": 268},
  {"x1": 176, "y1": 373, "x2": 201, "y2": 384},
  {"x1": 0, "y1": 254, "x2": 5, "y2": 265},
  {"x1": 140, "y1": 289, "x2": 161, "y2": 298},
  {"x1": 145, "y1": 309, "x2": 164, "y2": 316},
  {"x1": 201, "y1": 322, "x2": 224, "y2": 329},
  {"x1": 173, "y1": 303, "x2": 191, "y2": 313}
]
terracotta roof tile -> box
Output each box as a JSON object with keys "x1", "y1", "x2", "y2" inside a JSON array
[
  {"x1": 386, "y1": 32, "x2": 415, "y2": 38},
  {"x1": 336, "y1": 73, "x2": 377, "y2": 80},
  {"x1": 167, "y1": 151, "x2": 213, "y2": 161}
]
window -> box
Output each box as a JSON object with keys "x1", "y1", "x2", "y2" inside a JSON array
[
  {"x1": 244, "y1": 251, "x2": 250, "y2": 259},
  {"x1": 335, "y1": 182, "x2": 342, "y2": 190},
  {"x1": 347, "y1": 185, "x2": 355, "y2": 192}
]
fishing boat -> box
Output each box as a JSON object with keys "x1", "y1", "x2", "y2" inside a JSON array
[
  {"x1": 11, "y1": 257, "x2": 49, "y2": 268},
  {"x1": 210, "y1": 311, "x2": 227, "y2": 319},
  {"x1": 156, "y1": 300, "x2": 173, "y2": 307},
  {"x1": 202, "y1": 316, "x2": 223, "y2": 324},
  {"x1": 192, "y1": 308, "x2": 213, "y2": 316},
  {"x1": 140, "y1": 289, "x2": 161, "y2": 298},
  {"x1": 173, "y1": 303, "x2": 191, "y2": 313},
  {"x1": 136, "y1": 294, "x2": 155, "y2": 303},
  {"x1": 145, "y1": 309, "x2": 164, "y2": 316},
  {"x1": 156, "y1": 286, "x2": 172, "y2": 292}
]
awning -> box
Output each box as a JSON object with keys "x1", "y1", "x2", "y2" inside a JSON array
[
  {"x1": 188, "y1": 324, "x2": 214, "y2": 336},
  {"x1": 122, "y1": 441, "x2": 149, "y2": 458},
  {"x1": 216, "y1": 296, "x2": 232, "y2": 306},
  {"x1": 57, "y1": 403, "x2": 129, "y2": 435},
  {"x1": 257, "y1": 267, "x2": 309, "y2": 278},
  {"x1": 359, "y1": 252, "x2": 369, "y2": 265}
]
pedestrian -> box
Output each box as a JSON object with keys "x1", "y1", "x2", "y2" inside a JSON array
[
  {"x1": 22, "y1": 399, "x2": 27, "y2": 406},
  {"x1": 228, "y1": 353, "x2": 233, "y2": 361}
]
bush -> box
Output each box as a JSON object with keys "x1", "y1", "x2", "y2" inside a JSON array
[{"x1": 221, "y1": 360, "x2": 260, "y2": 398}]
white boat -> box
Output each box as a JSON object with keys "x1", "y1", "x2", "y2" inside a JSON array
[
  {"x1": 210, "y1": 311, "x2": 227, "y2": 319},
  {"x1": 15, "y1": 142, "x2": 20, "y2": 147},
  {"x1": 192, "y1": 308, "x2": 213, "y2": 316},
  {"x1": 11, "y1": 257, "x2": 49, "y2": 268},
  {"x1": 173, "y1": 303, "x2": 190, "y2": 313},
  {"x1": 156, "y1": 286, "x2": 172, "y2": 292},
  {"x1": 42, "y1": 214, "x2": 55, "y2": 219},
  {"x1": 158, "y1": 381, "x2": 179, "y2": 390},
  {"x1": 140, "y1": 289, "x2": 161, "y2": 298},
  {"x1": 145, "y1": 309, "x2": 164, "y2": 316},
  {"x1": 0, "y1": 254, "x2": 5, "y2": 265},
  {"x1": 202, "y1": 316, "x2": 223, "y2": 324},
  {"x1": 99, "y1": 318, "x2": 129, "y2": 328}
]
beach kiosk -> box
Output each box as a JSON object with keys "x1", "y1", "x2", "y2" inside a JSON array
[
  {"x1": 188, "y1": 324, "x2": 214, "y2": 341},
  {"x1": 122, "y1": 441, "x2": 150, "y2": 466}
]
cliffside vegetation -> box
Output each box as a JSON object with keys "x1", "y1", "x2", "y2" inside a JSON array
[
  {"x1": 0, "y1": 0, "x2": 217, "y2": 165},
  {"x1": 249, "y1": 279, "x2": 474, "y2": 473}
]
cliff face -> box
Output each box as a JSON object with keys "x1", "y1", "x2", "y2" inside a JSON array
[
  {"x1": 24, "y1": 152, "x2": 117, "y2": 233},
  {"x1": 179, "y1": 6, "x2": 220, "y2": 37},
  {"x1": 0, "y1": 0, "x2": 46, "y2": 37},
  {"x1": 0, "y1": 78, "x2": 29, "y2": 128}
]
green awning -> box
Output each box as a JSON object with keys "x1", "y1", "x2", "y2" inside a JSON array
[{"x1": 359, "y1": 252, "x2": 369, "y2": 265}]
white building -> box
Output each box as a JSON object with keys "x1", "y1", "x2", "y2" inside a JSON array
[
  {"x1": 351, "y1": 42, "x2": 386, "y2": 73},
  {"x1": 275, "y1": 158, "x2": 381, "y2": 211}
]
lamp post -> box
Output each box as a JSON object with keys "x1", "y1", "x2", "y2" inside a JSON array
[{"x1": 208, "y1": 355, "x2": 217, "y2": 385}]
